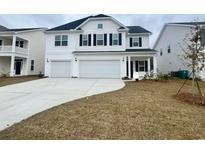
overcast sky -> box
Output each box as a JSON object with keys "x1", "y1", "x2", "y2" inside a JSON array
[{"x1": 0, "y1": 14, "x2": 205, "y2": 47}]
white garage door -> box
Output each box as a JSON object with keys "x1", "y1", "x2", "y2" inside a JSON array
[
  {"x1": 79, "y1": 60, "x2": 121, "y2": 78},
  {"x1": 51, "y1": 61, "x2": 71, "y2": 77}
]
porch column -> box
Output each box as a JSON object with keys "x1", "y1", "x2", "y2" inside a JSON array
[
  {"x1": 153, "y1": 55, "x2": 157, "y2": 74},
  {"x1": 148, "y1": 57, "x2": 151, "y2": 75},
  {"x1": 12, "y1": 35, "x2": 16, "y2": 53},
  {"x1": 10, "y1": 55, "x2": 15, "y2": 76},
  {"x1": 128, "y1": 56, "x2": 131, "y2": 78}
]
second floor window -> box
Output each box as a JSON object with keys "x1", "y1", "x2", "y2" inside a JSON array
[
  {"x1": 113, "y1": 34, "x2": 119, "y2": 45},
  {"x1": 96, "y1": 34, "x2": 104, "y2": 45},
  {"x1": 16, "y1": 41, "x2": 24, "y2": 48},
  {"x1": 98, "y1": 24, "x2": 103, "y2": 29},
  {"x1": 82, "y1": 35, "x2": 88, "y2": 46},
  {"x1": 55, "y1": 35, "x2": 68, "y2": 46},
  {"x1": 133, "y1": 37, "x2": 139, "y2": 47}
]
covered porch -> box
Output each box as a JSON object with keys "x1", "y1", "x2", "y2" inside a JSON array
[
  {"x1": 126, "y1": 55, "x2": 157, "y2": 79},
  {"x1": 0, "y1": 56, "x2": 29, "y2": 77}
]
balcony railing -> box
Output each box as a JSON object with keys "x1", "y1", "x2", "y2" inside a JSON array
[{"x1": 0, "y1": 45, "x2": 28, "y2": 55}]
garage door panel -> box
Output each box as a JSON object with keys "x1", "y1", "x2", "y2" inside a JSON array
[
  {"x1": 51, "y1": 61, "x2": 71, "y2": 78},
  {"x1": 79, "y1": 60, "x2": 120, "y2": 78}
]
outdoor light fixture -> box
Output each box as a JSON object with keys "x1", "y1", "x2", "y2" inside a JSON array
[{"x1": 75, "y1": 57, "x2": 77, "y2": 62}]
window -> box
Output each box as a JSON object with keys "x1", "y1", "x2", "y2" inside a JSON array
[
  {"x1": 16, "y1": 41, "x2": 24, "y2": 48},
  {"x1": 55, "y1": 35, "x2": 68, "y2": 46},
  {"x1": 98, "y1": 24, "x2": 103, "y2": 29},
  {"x1": 82, "y1": 34, "x2": 88, "y2": 46},
  {"x1": 133, "y1": 37, "x2": 139, "y2": 47},
  {"x1": 160, "y1": 49, "x2": 163, "y2": 56},
  {"x1": 0, "y1": 40, "x2": 2, "y2": 46},
  {"x1": 167, "y1": 45, "x2": 171, "y2": 53},
  {"x1": 138, "y1": 61, "x2": 145, "y2": 72},
  {"x1": 62, "y1": 35, "x2": 68, "y2": 46},
  {"x1": 113, "y1": 34, "x2": 119, "y2": 45},
  {"x1": 96, "y1": 34, "x2": 104, "y2": 45},
  {"x1": 30, "y1": 60, "x2": 34, "y2": 71}
]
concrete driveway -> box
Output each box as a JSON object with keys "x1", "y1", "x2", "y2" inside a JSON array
[{"x1": 0, "y1": 78, "x2": 124, "y2": 131}]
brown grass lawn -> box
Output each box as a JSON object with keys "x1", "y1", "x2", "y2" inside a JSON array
[
  {"x1": 0, "y1": 76, "x2": 41, "y2": 87},
  {"x1": 0, "y1": 79, "x2": 205, "y2": 140}
]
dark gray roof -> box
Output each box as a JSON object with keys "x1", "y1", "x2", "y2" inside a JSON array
[
  {"x1": 0, "y1": 28, "x2": 43, "y2": 32},
  {"x1": 73, "y1": 49, "x2": 157, "y2": 54},
  {"x1": 47, "y1": 14, "x2": 111, "y2": 31},
  {"x1": 127, "y1": 26, "x2": 151, "y2": 34},
  {"x1": 170, "y1": 22, "x2": 205, "y2": 25},
  {"x1": 0, "y1": 25, "x2": 8, "y2": 31}
]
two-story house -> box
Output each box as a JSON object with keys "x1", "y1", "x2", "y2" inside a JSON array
[
  {"x1": 0, "y1": 26, "x2": 46, "y2": 77},
  {"x1": 154, "y1": 22, "x2": 205, "y2": 80},
  {"x1": 45, "y1": 14, "x2": 157, "y2": 79}
]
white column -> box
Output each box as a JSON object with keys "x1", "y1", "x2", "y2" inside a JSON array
[
  {"x1": 128, "y1": 56, "x2": 131, "y2": 78},
  {"x1": 12, "y1": 35, "x2": 16, "y2": 53},
  {"x1": 148, "y1": 57, "x2": 151, "y2": 75},
  {"x1": 25, "y1": 40, "x2": 30, "y2": 75},
  {"x1": 153, "y1": 55, "x2": 157, "y2": 74},
  {"x1": 10, "y1": 55, "x2": 15, "y2": 76}
]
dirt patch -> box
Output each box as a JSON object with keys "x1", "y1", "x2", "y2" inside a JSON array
[
  {"x1": 175, "y1": 92, "x2": 205, "y2": 106},
  {"x1": 0, "y1": 76, "x2": 42, "y2": 87}
]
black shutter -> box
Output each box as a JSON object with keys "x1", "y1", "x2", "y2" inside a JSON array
[
  {"x1": 136, "y1": 61, "x2": 138, "y2": 72},
  {"x1": 201, "y1": 29, "x2": 205, "y2": 46},
  {"x1": 109, "y1": 33, "x2": 112, "y2": 46},
  {"x1": 88, "y1": 34, "x2": 91, "y2": 46},
  {"x1": 79, "y1": 34, "x2": 82, "y2": 46},
  {"x1": 104, "y1": 34, "x2": 107, "y2": 46},
  {"x1": 139, "y1": 37, "x2": 142, "y2": 47},
  {"x1": 93, "y1": 34, "x2": 96, "y2": 46},
  {"x1": 119, "y1": 33, "x2": 122, "y2": 45},
  {"x1": 145, "y1": 60, "x2": 148, "y2": 72},
  {"x1": 130, "y1": 37, "x2": 133, "y2": 47}
]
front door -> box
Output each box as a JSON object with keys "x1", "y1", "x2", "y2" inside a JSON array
[{"x1": 15, "y1": 61, "x2": 22, "y2": 75}]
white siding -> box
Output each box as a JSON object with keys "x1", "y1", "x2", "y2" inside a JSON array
[
  {"x1": 154, "y1": 25, "x2": 191, "y2": 74},
  {"x1": 17, "y1": 30, "x2": 46, "y2": 75}
]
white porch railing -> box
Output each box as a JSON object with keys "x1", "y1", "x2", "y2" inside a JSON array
[
  {"x1": 15, "y1": 46, "x2": 28, "y2": 54},
  {"x1": 0, "y1": 46, "x2": 12, "y2": 52},
  {"x1": 0, "y1": 45, "x2": 28, "y2": 55}
]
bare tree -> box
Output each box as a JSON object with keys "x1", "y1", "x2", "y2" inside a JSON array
[{"x1": 177, "y1": 22, "x2": 205, "y2": 103}]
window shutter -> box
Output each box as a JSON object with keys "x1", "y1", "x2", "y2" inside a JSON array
[
  {"x1": 88, "y1": 34, "x2": 91, "y2": 46},
  {"x1": 104, "y1": 34, "x2": 107, "y2": 46},
  {"x1": 79, "y1": 34, "x2": 82, "y2": 46},
  {"x1": 93, "y1": 34, "x2": 96, "y2": 46},
  {"x1": 145, "y1": 60, "x2": 148, "y2": 72},
  {"x1": 135, "y1": 61, "x2": 138, "y2": 72},
  {"x1": 109, "y1": 33, "x2": 112, "y2": 46},
  {"x1": 119, "y1": 33, "x2": 122, "y2": 45},
  {"x1": 130, "y1": 37, "x2": 133, "y2": 47},
  {"x1": 139, "y1": 37, "x2": 142, "y2": 47}
]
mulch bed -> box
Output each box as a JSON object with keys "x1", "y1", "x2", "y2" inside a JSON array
[{"x1": 175, "y1": 92, "x2": 205, "y2": 106}]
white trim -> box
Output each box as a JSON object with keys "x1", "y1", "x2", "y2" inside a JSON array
[{"x1": 75, "y1": 16, "x2": 128, "y2": 30}]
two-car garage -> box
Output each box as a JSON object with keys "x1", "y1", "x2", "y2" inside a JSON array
[{"x1": 50, "y1": 59, "x2": 121, "y2": 78}]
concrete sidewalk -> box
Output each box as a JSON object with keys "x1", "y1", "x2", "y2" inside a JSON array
[{"x1": 0, "y1": 78, "x2": 124, "y2": 131}]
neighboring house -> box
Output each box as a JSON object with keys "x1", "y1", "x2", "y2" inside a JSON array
[
  {"x1": 45, "y1": 14, "x2": 157, "y2": 79},
  {"x1": 0, "y1": 26, "x2": 47, "y2": 77},
  {"x1": 154, "y1": 22, "x2": 205, "y2": 80}
]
